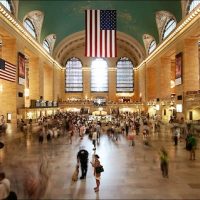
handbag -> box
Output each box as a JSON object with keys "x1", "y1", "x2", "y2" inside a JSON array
[{"x1": 95, "y1": 165, "x2": 104, "y2": 173}]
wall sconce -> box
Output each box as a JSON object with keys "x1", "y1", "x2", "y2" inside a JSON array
[
  {"x1": 170, "y1": 80, "x2": 175, "y2": 88},
  {"x1": 156, "y1": 104, "x2": 160, "y2": 111},
  {"x1": 7, "y1": 113, "x2": 11, "y2": 123},
  {"x1": 24, "y1": 88, "x2": 29, "y2": 97},
  {"x1": 161, "y1": 101, "x2": 165, "y2": 106},
  {"x1": 0, "y1": 84, "x2": 3, "y2": 92}
]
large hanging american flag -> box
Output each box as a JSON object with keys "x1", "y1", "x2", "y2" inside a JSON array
[
  {"x1": 0, "y1": 58, "x2": 16, "y2": 82},
  {"x1": 85, "y1": 10, "x2": 117, "y2": 58}
]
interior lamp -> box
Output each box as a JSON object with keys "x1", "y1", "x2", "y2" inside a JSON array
[{"x1": 176, "y1": 104, "x2": 182, "y2": 112}]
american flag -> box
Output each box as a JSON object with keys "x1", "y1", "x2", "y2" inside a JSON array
[
  {"x1": 85, "y1": 10, "x2": 117, "y2": 58},
  {"x1": 0, "y1": 58, "x2": 16, "y2": 82}
]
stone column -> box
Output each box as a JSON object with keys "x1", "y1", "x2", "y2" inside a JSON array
[
  {"x1": 29, "y1": 57, "x2": 40, "y2": 100},
  {"x1": 138, "y1": 64, "x2": 146, "y2": 102},
  {"x1": 43, "y1": 63, "x2": 53, "y2": 101},
  {"x1": 83, "y1": 67, "x2": 90, "y2": 99},
  {"x1": 183, "y1": 39, "x2": 199, "y2": 92},
  {"x1": 159, "y1": 57, "x2": 171, "y2": 98},
  {"x1": 108, "y1": 67, "x2": 116, "y2": 102}
]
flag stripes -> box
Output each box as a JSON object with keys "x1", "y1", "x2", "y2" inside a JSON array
[
  {"x1": 0, "y1": 58, "x2": 16, "y2": 82},
  {"x1": 85, "y1": 10, "x2": 117, "y2": 58}
]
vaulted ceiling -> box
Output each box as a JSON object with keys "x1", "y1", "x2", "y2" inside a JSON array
[{"x1": 18, "y1": 0, "x2": 182, "y2": 49}]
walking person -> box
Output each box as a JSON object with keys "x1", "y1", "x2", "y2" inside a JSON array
[
  {"x1": 128, "y1": 129, "x2": 135, "y2": 146},
  {"x1": 173, "y1": 126, "x2": 179, "y2": 146},
  {"x1": 160, "y1": 147, "x2": 169, "y2": 178},
  {"x1": 77, "y1": 146, "x2": 89, "y2": 179},
  {"x1": 90, "y1": 154, "x2": 103, "y2": 192},
  {"x1": 187, "y1": 134, "x2": 197, "y2": 160},
  {"x1": 92, "y1": 128, "x2": 97, "y2": 151}
]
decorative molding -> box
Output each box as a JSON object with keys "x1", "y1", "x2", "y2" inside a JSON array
[
  {"x1": 136, "y1": 7, "x2": 200, "y2": 70},
  {"x1": 0, "y1": 4, "x2": 63, "y2": 70},
  {"x1": 23, "y1": 10, "x2": 44, "y2": 42}
]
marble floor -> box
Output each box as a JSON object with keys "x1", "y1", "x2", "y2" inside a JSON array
[{"x1": 1, "y1": 125, "x2": 200, "y2": 199}]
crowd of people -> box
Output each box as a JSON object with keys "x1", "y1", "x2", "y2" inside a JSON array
[{"x1": 0, "y1": 110, "x2": 199, "y2": 198}]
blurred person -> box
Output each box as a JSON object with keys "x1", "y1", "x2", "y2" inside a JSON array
[
  {"x1": 0, "y1": 172, "x2": 10, "y2": 199},
  {"x1": 90, "y1": 154, "x2": 103, "y2": 192},
  {"x1": 160, "y1": 148, "x2": 169, "y2": 178},
  {"x1": 77, "y1": 146, "x2": 89, "y2": 179}
]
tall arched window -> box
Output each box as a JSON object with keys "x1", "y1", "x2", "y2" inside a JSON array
[
  {"x1": 23, "y1": 18, "x2": 37, "y2": 38},
  {"x1": 91, "y1": 58, "x2": 108, "y2": 92},
  {"x1": 148, "y1": 40, "x2": 156, "y2": 54},
  {"x1": 0, "y1": 0, "x2": 12, "y2": 13},
  {"x1": 65, "y1": 57, "x2": 83, "y2": 92},
  {"x1": 162, "y1": 18, "x2": 176, "y2": 40},
  {"x1": 116, "y1": 57, "x2": 134, "y2": 92},
  {"x1": 43, "y1": 39, "x2": 50, "y2": 53},
  {"x1": 187, "y1": 0, "x2": 200, "y2": 13}
]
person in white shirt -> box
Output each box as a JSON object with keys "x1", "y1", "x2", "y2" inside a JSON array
[{"x1": 0, "y1": 172, "x2": 10, "y2": 199}]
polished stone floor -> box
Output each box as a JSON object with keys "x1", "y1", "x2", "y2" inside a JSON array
[{"x1": 1, "y1": 124, "x2": 200, "y2": 199}]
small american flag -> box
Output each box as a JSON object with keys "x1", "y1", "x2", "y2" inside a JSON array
[
  {"x1": 85, "y1": 10, "x2": 117, "y2": 58},
  {"x1": 0, "y1": 58, "x2": 16, "y2": 82}
]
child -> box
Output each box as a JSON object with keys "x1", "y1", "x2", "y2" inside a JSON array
[{"x1": 72, "y1": 165, "x2": 79, "y2": 182}]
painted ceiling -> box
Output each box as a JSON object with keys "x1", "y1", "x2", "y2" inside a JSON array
[{"x1": 18, "y1": 0, "x2": 182, "y2": 48}]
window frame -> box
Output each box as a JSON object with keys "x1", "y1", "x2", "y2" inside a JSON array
[
  {"x1": 187, "y1": 0, "x2": 200, "y2": 14},
  {"x1": 116, "y1": 57, "x2": 134, "y2": 93},
  {"x1": 148, "y1": 40, "x2": 156, "y2": 54},
  {"x1": 43, "y1": 39, "x2": 50, "y2": 53},
  {"x1": 0, "y1": 0, "x2": 13, "y2": 13},
  {"x1": 91, "y1": 58, "x2": 108, "y2": 93},
  {"x1": 162, "y1": 18, "x2": 176, "y2": 40},
  {"x1": 23, "y1": 18, "x2": 37, "y2": 39},
  {"x1": 65, "y1": 57, "x2": 83, "y2": 93}
]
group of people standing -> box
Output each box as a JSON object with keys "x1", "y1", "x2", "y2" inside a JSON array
[{"x1": 76, "y1": 146, "x2": 103, "y2": 192}]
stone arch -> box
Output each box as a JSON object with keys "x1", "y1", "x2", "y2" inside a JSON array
[
  {"x1": 155, "y1": 10, "x2": 177, "y2": 42},
  {"x1": 23, "y1": 10, "x2": 44, "y2": 42},
  {"x1": 53, "y1": 31, "x2": 146, "y2": 67}
]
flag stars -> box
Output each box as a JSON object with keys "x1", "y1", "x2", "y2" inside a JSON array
[{"x1": 100, "y1": 10, "x2": 116, "y2": 30}]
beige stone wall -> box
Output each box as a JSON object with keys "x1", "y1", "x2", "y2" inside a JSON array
[
  {"x1": 0, "y1": 37, "x2": 17, "y2": 124},
  {"x1": 43, "y1": 64, "x2": 53, "y2": 100},
  {"x1": 0, "y1": 21, "x2": 62, "y2": 125}
]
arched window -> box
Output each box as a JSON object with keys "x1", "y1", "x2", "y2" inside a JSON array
[
  {"x1": 116, "y1": 57, "x2": 134, "y2": 92},
  {"x1": 43, "y1": 40, "x2": 50, "y2": 53},
  {"x1": 0, "y1": 0, "x2": 12, "y2": 13},
  {"x1": 23, "y1": 18, "x2": 37, "y2": 38},
  {"x1": 148, "y1": 40, "x2": 156, "y2": 54},
  {"x1": 162, "y1": 18, "x2": 176, "y2": 40},
  {"x1": 187, "y1": 0, "x2": 200, "y2": 13},
  {"x1": 65, "y1": 57, "x2": 83, "y2": 92},
  {"x1": 91, "y1": 58, "x2": 108, "y2": 92}
]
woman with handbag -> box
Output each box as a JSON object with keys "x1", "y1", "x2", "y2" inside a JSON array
[{"x1": 90, "y1": 154, "x2": 103, "y2": 192}]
